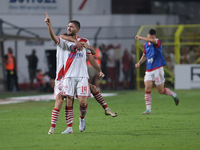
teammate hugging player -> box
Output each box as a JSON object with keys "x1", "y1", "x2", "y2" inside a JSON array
[{"x1": 45, "y1": 12, "x2": 116, "y2": 135}]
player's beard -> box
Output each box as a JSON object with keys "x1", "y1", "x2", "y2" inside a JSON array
[{"x1": 67, "y1": 30, "x2": 76, "y2": 36}]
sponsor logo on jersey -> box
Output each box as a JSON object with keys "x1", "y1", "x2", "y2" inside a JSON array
[
  {"x1": 68, "y1": 53, "x2": 83, "y2": 58},
  {"x1": 147, "y1": 58, "x2": 154, "y2": 63}
]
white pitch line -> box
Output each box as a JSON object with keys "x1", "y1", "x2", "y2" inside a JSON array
[{"x1": 0, "y1": 93, "x2": 117, "y2": 105}]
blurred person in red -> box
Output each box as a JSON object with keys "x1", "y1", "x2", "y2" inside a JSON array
[
  {"x1": 122, "y1": 49, "x2": 131, "y2": 89},
  {"x1": 99, "y1": 43, "x2": 108, "y2": 89},
  {"x1": 130, "y1": 45, "x2": 136, "y2": 89},
  {"x1": 36, "y1": 69, "x2": 46, "y2": 92},
  {"x1": 180, "y1": 46, "x2": 190, "y2": 64},
  {"x1": 106, "y1": 44, "x2": 116, "y2": 90}
]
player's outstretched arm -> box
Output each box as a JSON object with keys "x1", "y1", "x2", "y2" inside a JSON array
[
  {"x1": 135, "y1": 53, "x2": 146, "y2": 68},
  {"x1": 44, "y1": 12, "x2": 58, "y2": 44},
  {"x1": 87, "y1": 54, "x2": 104, "y2": 78},
  {"x1": 135, "y1": 35, "x2": 156, "y2": 44},
  {"x1": 81, "y1": 42, "x2": 96, "y2": 55},
  {"x1": 60, "y1": 34, "x2": 83, "y2": 50}
]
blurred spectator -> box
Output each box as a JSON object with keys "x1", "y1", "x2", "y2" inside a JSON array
[
  {"x1": 99, "y1": 44, "x2": 108, "y2": 89},
  {"x1": 189, "y1": 46, "x2": 196, "y2": 64},
  {"x1": 36, "y1": 69, "x2": 44, "y2": 92},
  {"x1": 169, "y1": 47, "x2": 176, "y2": 65},
  {"x1": 44, "y1": 72, "x2": 54, "y2": 92},
  {"x1": 165, "y1": 56, "x2": 174, "y2": 88},
  {"x1": 166, "y1": 57, "x2": 174, "y2": 73},
  {"x1": 130, "y1": 45, "x2": 136, "y2": 89},
  {"x1": 87, "y1": 43, "x2": 102, "y2": 91},
  {"x1": 26, "y1": 49, "x2": 38, "y2": 89},
  {"x1": 195, "y1": 46, "x2": 200, "y2": 64},
  {"x1": 122, "y1": 49, "x2": 131, "y2": 89},
  {"x1": 106, "y1": 44, "x2": 116, "y2": 90},
  {"x1": 3, "y1": 47, "x2": 19, "y2": 91},
  {"x1": 49, "y1": 78, "x2": 55, "y2": 92},
  {"x1": 180, "y1": 46, "x2": 190, "y2": 64},
  {"x1": 36, "y1": 69, "x2": 50, "y2": 92}
]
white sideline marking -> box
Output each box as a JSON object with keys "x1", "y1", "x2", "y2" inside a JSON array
[{"x1": 0, "y1": 93, "x2": 117, "y2": 105}]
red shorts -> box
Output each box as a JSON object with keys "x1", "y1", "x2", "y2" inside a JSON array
[{"x1": 108, "y1": 67, "x2": 116, "y2": 79}]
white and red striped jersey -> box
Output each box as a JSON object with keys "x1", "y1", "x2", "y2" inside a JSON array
[
  {"x1": 55, "y1": 37, "x2": 65, "y2": 81},
  {"x1": 56, "y1": 36, "x2": 91, "y2": 79}
]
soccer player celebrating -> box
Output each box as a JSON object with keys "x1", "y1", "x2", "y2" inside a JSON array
[
  {"x1": 45, "y1": 12, "x2": 105, "y2": 134},
  {"x1": 45, "y1": 12, "x2": 68, "y2": 134},
  {"x1": 135, "y1": 29, "x2": 179, "y2": 115},
  {"x1": 60, "y1": 34, "x2": 118, "y2": 117}
]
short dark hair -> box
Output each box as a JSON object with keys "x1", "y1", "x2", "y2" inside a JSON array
[
  {"x1": 148, "y1": 29, "x2": 156, "y2": 35},
  {"x1": 69, "y1": 20, "x2": 81, "y2": 29}
]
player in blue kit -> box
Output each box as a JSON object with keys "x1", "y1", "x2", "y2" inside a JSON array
[{"x1": 135, "y1": 29, "x2": 179, "y2": 115}]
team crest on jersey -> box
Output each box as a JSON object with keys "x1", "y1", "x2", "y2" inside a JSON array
[
  {"x1": 147, "y1": 58, "x2": 154, "y2": 63},
  {"x1": 70, "y1": 44, "x2": 78, "y2": 52}
]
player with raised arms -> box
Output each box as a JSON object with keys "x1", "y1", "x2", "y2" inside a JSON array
[
  {"x1": 45, "y1": 13, "x2": 108, "y2": 134},
  {"x1": 135, "y1": 29, "x2": 179, "y2": 115}
]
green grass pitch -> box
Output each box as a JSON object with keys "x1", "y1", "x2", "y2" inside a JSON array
[{"x1": 0, "y1": 89, "x2": 200, "y2": 150}]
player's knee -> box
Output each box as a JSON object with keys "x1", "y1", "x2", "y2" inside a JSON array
[
  {"x1": 56, "y1": 95, "x2": 63, "y2": 104},
  {"x1": 145, "y1": 87, "x2": 151, "y2": 92},
  {"x1": 80, "y1": 102, "x2": 87, "y2": 107},
  {"x1": 157, "y1": 89, "x2": 164, "y2": 94}
]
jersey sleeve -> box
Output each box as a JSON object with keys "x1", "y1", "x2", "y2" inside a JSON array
[
  {"x1": 154, "y1": 39, "x2": 161, "y2": 48},
  {"x1": 143, "y1": 44, "x2": 146, "y2": 54},
  {"x1": 56, "y1": 37, "x2": 70, "y2": 51},
  {"x1": 86, "y1": 40, "x2": 92, "y2": 55},
  {"x1": 78, "y1": 37, "x2": 91, "y2": 54}
]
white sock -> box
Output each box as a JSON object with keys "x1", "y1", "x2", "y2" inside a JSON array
[
  {"x1": 172, "y1": 92, "x2": 177, "y2": 98},
  {"x1": 147, "y1": 105, "x2": 151, "y2": 112}
]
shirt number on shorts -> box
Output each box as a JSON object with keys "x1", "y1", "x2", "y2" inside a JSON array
[
  {"x1": 155, "y1": 77, "x2": 159, "y2": 82},
  {"x1": 82, "y1": 86, "x2": 87, "y2": 93}
]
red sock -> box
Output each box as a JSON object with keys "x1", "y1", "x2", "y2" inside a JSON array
[
  {"x1": 51, "y1": 108, "x2": 60, "y2": 128},
  {"x1": 93, "y1": 92, "x2": 108, "y2": 109},
  {"x1": 65, "y1": 106, "x2": 73, "y2": 127},
  {"x1": 79, "y1": 104, "x2": 88, "y2": 119}
]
